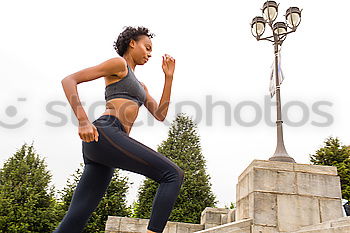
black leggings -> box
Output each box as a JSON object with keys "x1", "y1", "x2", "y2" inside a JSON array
[{"x1": 53, "y1": 114, "x2": 184, "y2": 233}]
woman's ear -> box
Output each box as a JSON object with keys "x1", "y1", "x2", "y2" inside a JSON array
[{"x1": 129, "y1": 39, "x2": 136, "y2": 49}]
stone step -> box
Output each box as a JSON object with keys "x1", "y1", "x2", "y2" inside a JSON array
[
  {"x1": 194, "y1": 218, "x2": 253, "y2": 233},
  {"x1": 288, "y1": 225, "x2": 350, "y2": 233},
  {"x1": 289, "y1": 216, "x2": 350, "y2": 233}
]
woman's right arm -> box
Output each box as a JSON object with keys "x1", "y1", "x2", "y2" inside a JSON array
[{"x1": 61, "y1": 57, "x2": 126, "y2": 142}]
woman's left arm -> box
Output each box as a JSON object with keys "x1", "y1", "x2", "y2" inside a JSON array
[{"x1": 142, "y1": 54, "x2": 175, "y2": 121}]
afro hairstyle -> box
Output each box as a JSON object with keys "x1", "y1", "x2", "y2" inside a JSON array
[{"x1": 113, "y1": 26, "x2": 155, "y2": 56}]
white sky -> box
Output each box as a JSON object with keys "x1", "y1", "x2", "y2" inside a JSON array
[{"x1": 1, "y1": 0, "x2": 350, "y2": 209}]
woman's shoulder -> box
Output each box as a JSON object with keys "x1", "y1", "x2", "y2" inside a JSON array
[
  {"x1": 104, "y1": 57, "x2": 127, "y2": 72},
  {"x1": 98, "y1": 57, "x2": 128, "y2": 79}
]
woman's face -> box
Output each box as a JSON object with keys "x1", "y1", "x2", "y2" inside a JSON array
[{"x1": 129, "y1": 35, "x2": 152, "y2": 65}]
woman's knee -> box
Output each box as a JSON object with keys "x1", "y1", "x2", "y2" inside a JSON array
[{"x1": 162, "y1": 165, "x2": 184, "y2": 185}]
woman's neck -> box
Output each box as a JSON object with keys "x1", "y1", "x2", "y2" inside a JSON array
[{"x1": 123, "y1": 54, "x2": 136, "y2": 71}]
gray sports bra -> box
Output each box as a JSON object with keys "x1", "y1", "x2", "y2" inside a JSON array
[{"x1": 105, "y1": 64, "x2": 146, "y2": 106}]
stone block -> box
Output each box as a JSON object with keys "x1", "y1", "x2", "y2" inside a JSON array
[
  {"x1": 119, "y1": 217, "x2": 149, "y2": 232},
  {"x1": 220, "y1": 214, "x2": 228, "y2": 225},
  {"x1": 239, "y1": 160, "x2": 338, "y2": 182},
  {"x1": 105, "y1": 216, "x2": 121, "y2": 232},
  {"x1": 163, "y1": 221, "x2": 178, "y2": 233},
  {"x1": 277, "y1": 195, "x2": 320, "y2": 232},
  {"x1": 227, "y1": 209, "x2": 235, "y2": 222},
  {"x1": 297, "y1": 172, "x2": 341, "y2": 198},
  {"x1": 236, "y1": 195, "x2": 249, "y2": 220},
  {"x1": 200, "y1": 207, "x2": 229, "y2": 229},
  {"x1": 236, "y1": 171, "x2": 250, "y2": 200},
  {"x1": 238, "y1": 160, "x2": 294, "y2": 182},
  {"x1": 174, "y1": 222, "x2": 204, "y2": 233},
  {"x1": 252, "y1": 224, "x2": 279, "y2": 233},
  {"x1": 254, "y1": 169, "x2": 296, "y2": 194},
  {"x1": 253, "y1": 192, "x2": 277, "y2": 226},
  {"x1": 294, "y1": 163, "x2": 338, "y2": 176},
  {"x1": 319, "y1": 199, "x2": 344, "y2": 222}
]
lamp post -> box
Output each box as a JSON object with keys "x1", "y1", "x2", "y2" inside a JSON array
[{"x1": 251, "y1": 1, "x2": 302, "y2": 163}]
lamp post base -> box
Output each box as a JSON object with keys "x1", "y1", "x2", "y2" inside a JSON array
[{"x1": 268, "y1": 155, "x2": 296, "y2": 163}]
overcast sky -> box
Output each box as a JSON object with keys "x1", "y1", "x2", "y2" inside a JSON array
[{"x1": 1, "y1": 0, "x2": 350, "y2": 209}]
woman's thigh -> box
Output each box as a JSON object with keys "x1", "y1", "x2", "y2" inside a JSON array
[{"x1": 82, "y1": 126, "x2": 182, "y2": 183}]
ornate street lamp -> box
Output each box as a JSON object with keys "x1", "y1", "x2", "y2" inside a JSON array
[
  {"x1": 285, "y1": 7, "x2": 302, "y2": 30},
  {"x1": 251, "y1": 16, "x2": 266, "y2": 39},
  {"x1": 251, "y1": 1, "x2": 302, "y2": 163},
  {"x1": 262, "y1": 1, "x2": 278, "y2": 22}
]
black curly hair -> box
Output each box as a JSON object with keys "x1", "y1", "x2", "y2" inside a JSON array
[{"x1": 113, "y1": 26, "x2": 155, "y2": 56}]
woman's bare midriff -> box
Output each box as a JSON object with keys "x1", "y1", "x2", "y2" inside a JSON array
[{"x1": 101, "y1": 99, "x2": 140, "y2": 135}]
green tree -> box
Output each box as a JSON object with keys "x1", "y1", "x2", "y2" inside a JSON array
[
  {"x1": 224, "y1": 202, "x2": 235, "y2": 209},
  {"x1": 134, "y1": 113, "x2": 218, "y2": 224},
  {"x1": 58, "y1": 163, "x2": 132, "y2": 233},
  {"x1": 309, "y1": 136, "x2": 350, "y2": 201},
  {"x1": 0, "y1": 142, "x2": 62, "y2": 232}
]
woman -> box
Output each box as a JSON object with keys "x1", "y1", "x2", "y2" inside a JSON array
[{"x1": 54, "y1": 26, "x2": 184, "y2": 233}]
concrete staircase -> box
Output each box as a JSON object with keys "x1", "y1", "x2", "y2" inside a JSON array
[
  {"x1": 192, "y1": 216, "x2": 350, "y2": 233},
  {"x1": 194, "y1": 218, "x2": 252, "y2": 233},
  {"x1": 288, "y1": 216, "x2": 350, "y2": 233}
]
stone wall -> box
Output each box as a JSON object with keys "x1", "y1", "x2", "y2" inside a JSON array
[
  {"x1": 105, "y1": 216, "x2": 204, "y2": 233},
  {"x1": 235, "y1": 160, "x2": 344, "y2": 232}
]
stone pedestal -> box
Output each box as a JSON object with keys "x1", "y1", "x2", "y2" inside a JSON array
[{"x1": 235, "y1": 160, "x2": 344, "y2": 232}]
